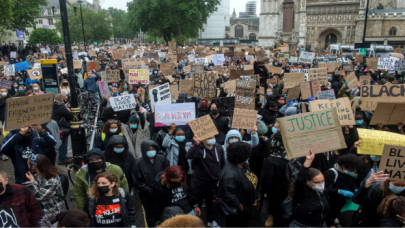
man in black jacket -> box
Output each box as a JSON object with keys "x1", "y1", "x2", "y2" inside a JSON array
[
  {"x1": 132, "y1": 140, "x2": 169, "y2": 227},
  {"x1": 52, "y1": 93, "x2": 73, "y2": 165}
]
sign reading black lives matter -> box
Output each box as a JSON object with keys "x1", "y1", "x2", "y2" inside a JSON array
[
  {"x1": 298, "y1": 51, "x2": 316, "y2": 64},
  {"x1": 193, "y1": 72, "x2": 217, "y2": 98},
  {"x1": 109, "y1": 94, "x2": 137, "y2": 112}
]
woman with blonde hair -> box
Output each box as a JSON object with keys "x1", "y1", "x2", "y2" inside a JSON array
[
  {"x1": 60, "y1": 79, "x2": 70, "y2": 97},
  {"x1": 32, "y1": 83, "x2": 43, "y2": 95},
  {"x1": 83, "y1": 172, "x2": 136, "y2": 227}
]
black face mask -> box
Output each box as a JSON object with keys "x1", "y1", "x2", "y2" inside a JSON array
[
  {"x1": 89, "y1": 161, "x2": 103, "y2": 170},
  {"x1": 62, "y1": 83, "x2": 68, "y2": 86},
  {"x1": 211, "y1": 109, "x2": 219, "y2": 115},
  {"x1": 97, "y1": 185, "x2": 110, "y2": 194}
]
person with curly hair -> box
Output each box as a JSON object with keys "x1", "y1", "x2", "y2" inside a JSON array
[
  {"x1": 377, "y1": 195, "x2": 405, "y2": 227},
  {"x1": 94, "y1": 119, "x2": 126, "y2": 151}
]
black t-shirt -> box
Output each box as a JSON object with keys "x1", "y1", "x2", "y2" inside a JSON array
[
  {"x1": 171, "y1": 184, "x2": 193, "y2": 213},
  {"x1": 94, "y1": 195, "x2": 124, "y2": 227}
]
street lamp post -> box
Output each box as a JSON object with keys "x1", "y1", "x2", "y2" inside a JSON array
[{"x1": 77, "y1": 0, "x2": 86, "y2": 51}]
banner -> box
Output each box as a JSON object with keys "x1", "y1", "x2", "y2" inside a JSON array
[
  {"x1": 357, "y1": 128, "x2": 405, "y2": 155},
  {"x1": 155, "y1": 103, "x2": 196, "y2": 127},
  {"x1": 277, "y1": 107, "x2": 346, "y2": 159},
  {"x1": 149, "y1": 83, "x2": 171, "y2": 112},
  {"x1": 109, "y1": 94, "x2": 137, "y2": 112},
  {"x1": 129, "y1": 69, "x2": 149, "y2": 84},
  {"x1": 379, "y1": 144, "x2": 405, "y2": 181}
]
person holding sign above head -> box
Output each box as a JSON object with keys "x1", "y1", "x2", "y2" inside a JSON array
[
  {"x1": 94, "y1": 119, "x2": 126, "y2": 151},
  {"x1": 186, "y1": 135, "x2": 225, "y2": 228},
  {"x1": 84, "y1": 69, "x2": 101, "y2": 103}
]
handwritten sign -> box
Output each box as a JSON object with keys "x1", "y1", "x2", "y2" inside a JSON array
[
  {"x1": 357, "y1": 129, "x2": 405, "y2": 155},
  {"x1": 235, "y1": 80, "x2": 256, "y2": 110},
  {"x1": 86, "y1": 61, "x2": 100, "y2": 71},
  {"x1": 286, "y1": 85, "x2": 301, "y2": 102},
  {"x1": 149, "y1": 83, "x2": 171, "y2": 112},
  {"x1": 318, "y1": 62, "x2": 341, "y2": 72},
  {"x1": 27, "y1": 69, "x2": 42, "y2": 80},
  {"x1": 188, "y1": 114, "x2": 219, "y2": 141},
  {"x1": 5, "y1": 93, "x2": 54, "y2": 131},
  {"x1": 4, "y1": 65, "x2": 15, "y2": 76},
  {"x1": 255, "y1": 50, "x2": 266, "y2": 59},
  {"x1": 298, "y1": 51, "x2": 315, "y2": 63},
  {"x1": 300, "y1": 81, "x2": 321, "y2": 100},
  {"x1": 359, "y1": 76, "x2": 371, "y2": 86},
  {"x1": 308, "y1": 68, "x2": 328, "y2": 85},
  {"x1": 191, "y1": 64, "x2": 204, "y2": 73},
  {"x1": 180, "y1": 79, "x2": 193, "y2": 94},
  {"x1": 379, "y1": 145, "x2": 405, "y2": 181},
  {"x1": 0, "y1": 78, "x2": 13, "y2": 90},
  {"x1": 212, "y1": 97, "x2": 235, "y2": 116},
  {"x1": 309, "y1": 97, "x2": 355, "y2": 125},
  {"x1": 105, "y1": 69, "x2": 120, "y2": 82},
  {"x1": 109, "y1": 95, "x2": 137, "y2": 112},
  {"x1": 267, "y1": 66, "x2": 282, "y2": 74},
  {"x1": 97, "y1": 81, "x2": 111, "y2": 97},
  {"x1": 14, "y1": 61, "x2": 30, "y2": 71},
  {"x1": 155, "y1": 103, "x2": 196, "y2": 127},
  {"x1": 360, "y1": 85, "x2": 405, "y2": 111},
  {"x1": 231, "y1": 108, "x2": 258, "y2": 129},
  {"x1": 122, "y1": 59, "x2": 143, "y2": 71},
  {"x1": 129, "y1": 69, "x2": 149, "y2": 84},
  {"x1": 284, "y1": 73, "x2": 306, "y2": 89},
  {"x1": 192, "y1": 72, "x2": 217, "y2": 98},
  {"x1": 316, "y1": 90, "x2": 336, "y2": 100},
  {"x1": 170, "y1": 85, "x2": 178, "y2": 100},
  {"x1": 370, "y1": 103, "x2": 405, "y2": 125},
  {"x1": 277, "y1": 107, "x2": 347, "y2": 159}
]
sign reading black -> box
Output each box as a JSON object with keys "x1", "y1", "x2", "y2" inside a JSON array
[{"x1": 212, "y1": 97, "x2": 235, "y2": 116}]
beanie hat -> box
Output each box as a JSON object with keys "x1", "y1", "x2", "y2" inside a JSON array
[{"x1": 129, "y1": 115, "x2": 139, "y2": 123}]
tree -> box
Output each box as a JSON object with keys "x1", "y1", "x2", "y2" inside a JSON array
[
  {"x1": 107, "y1": 7, "x2": 135, "y2": 42},
  {"x1": 54, "y1": 3, "x2": 113, "y2": 44},
  {"x1": 126, "y1": 0, "x2": 220, "y2": 45},
  {"x1": 28, "y1": 28, "x2": 63, "y2": 45},
  {"x1": 0, "y1": 0, "x2": 47, "y2": 31}
]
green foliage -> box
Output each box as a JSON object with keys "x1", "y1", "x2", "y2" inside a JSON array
[
  {"x1": 54, "y1": 3, "x2": 113, "y2": 44},
  {"x1": 126, "y1": 0, "x2": 220, "y2": 45},
  {"x1": 107, "y1": 7, "x2": 135, "y2": 40},
  {"x1": 1, "y1": 0, "x2": 47, "y2": 31},
  {"x1": 28, "y1": 28, "x2": 63, "y2": 45}
]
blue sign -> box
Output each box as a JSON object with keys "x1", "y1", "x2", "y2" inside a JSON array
[
  {"x1": 14, "y1": 61, "x2": 31, "y2": 71},
  {"x1": 16, "y1": 29, "x2": 24, "y2": 38}
]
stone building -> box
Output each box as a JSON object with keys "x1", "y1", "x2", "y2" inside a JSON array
[
  {"x1": 225, "y1": 9, "x2": 260, "y2": 44},
  {"x1": 258, "y1": 0, "x2": 405, "y2": 50}
]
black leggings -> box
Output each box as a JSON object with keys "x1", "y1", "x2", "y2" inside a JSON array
[
  {"x1": 139, "y1": 192, "x2": 161, "y2": 227},
  {"x1": 194, "y1": 182, "x2": 217, "y2": 223}
]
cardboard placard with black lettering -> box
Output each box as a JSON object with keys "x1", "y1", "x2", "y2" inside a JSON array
[
  {"x1": 360, "y1": 85, "x2": 405, "y2": 111},
  {"x1": 192, "y1": 72, "x2": 217, "y2": 98},
  {"x1": 308, "y1": 68, "x2": 328, "y2": 85},
  {"x1": 105, "y1": 69, "x2": 120, "y2": 82},
  {"x1": 359, "y1": 75, "x2": 371, "y2": 86},
  {"x1": 317, "y1": 90, "x2": 336, "y2": 100},
  {"x1": 235, "y1": 80, "x2": 256, "y2": 110},
  {"x1": 309, "y1": 97, "x2": 355, "y2": 125},
  {"x1": 284, "y1": 73, "x2": 306, "y2": 89},
  {"x1": 188, "y1": 115, "x2": 219, "y2": 141},
  {"x1": 231, "y1": 108, "x2": 258, "y2": 129},
  {"x1": 300, "y1": 81, "x2": 321, "y2": 100},
  {"x1": 212, "y1": 97, "x2": 235, "y2": 116},
  {"x1": 379, "y1": 145, "x2": 405, "y2": 181},
  {"x1": 180, "y1": 79, "x2": 193, "y2": 94},
  {"x1": 267, "y1": 77, "x2": 279, "y2": 85},
  {"x1": 286, "y1": 85, "x2": 301, "y2": 102}
]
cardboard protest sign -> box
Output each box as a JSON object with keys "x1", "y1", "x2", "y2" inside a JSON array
[
  {"x1": 308, "y1": 68, "x2": 328, "y2": 85},
  {"x1": 86, "y1": 61, "x2": 100, "y2": 71},
  {"x1": 97, "y1": 55, "x2": 106, "y2": 60},
  {"x1": 357, "y1": 128, "x2": 405, "y2": 155},
  {"x1": 366, "y1": 57, "x2": 379, "y2": 70},
  {"x1": 347, "y1": 77, "x2": 358, "y2": 90},
  {"x1": 379, "y1": 145, "x2": 405, "y2": 181},
  {"x1": 73, "y1": 60, "x2": 82, "y2": 69},
  {"x1": 277, "y1": 107, "x2": 347, "y2": 159},
  {"x1": 5, "y1": 93, "x2": 54, "y2": 131},
  {"x1": 317, "y1": 90, "x2": 336, "y2": 100},
  {"x1": 378, "y1": 58, "x2": 396, "y2": 73},
  {"x1": 180, "y1": 79, "x2": 193, "y2": 94},
  {"x1": 191, "y1": 64, "x2": 204, "y2": 73},
  {"x1": 284, "y1": 73, "x2": 306, "y2": 89},
  {"x1": 346, "y1": 72, "x2": 356, "y2": 82},
  {"x1": 212, "y1": 97, "x2": 235, "y2": 116},
  {"x1": 255, "y1": 50, "x2": 267, "y2": 59},
  {"x1": 370, "y1": 103, "x2": 405, "y2": 125},
  {"x1": 318, "y1": 62, "x2": 341, "y2": 72},
  {"x1": 235, "y1": 80, "x2": 256, "y2": 110},
  {"x1": 391, "y1": 53, "x2": 404, "y2": 59},
  {"x1": 343, "y1": 65, "x2": 353, "y2": 72},
  {"x1": 231, "y1": 108, "x2": 258, "y2": 129},
  {"x1": 356, "y1": 54, "x2": 364, "y2": 63},
  {"x1": 286, "y1": 85, "x2": 301, "y2": 102},
  {"x1": 149, "y1": 83, "x2": 171, "y2": 112},
  {"x1": 360, "y1": 85, "x2": 405, "y2": 111},
  {"x1": 109, "y1": 95, "x2": 137, "y2": 112},
  {"x1": 359, "y1": 75, "x2": 371, "y2": 86},
  {"x1": 244, "y1": 65, "x2": 254, "y2": 71},
  {"x1": 97, "y1": 81, "x2": 111, "y2": 97},
  {"x1": 155, "y1": 103, "x2": 196, "y2": 127},
  {"x1": 4, "y1": 65, "x2": 15, "y2": 76},
  {"x1": 309, "y1": 97, "x2": 355, "y2": 125},
  {"x1": 0, "y1": 78, "x2": 13, "y2": 90},
  {"x1": 162, "y1": 67, "x2": 176, "y2": 76},
  {"x1": 170, "y1": 85, "x2": 178, "y2": 100},
  {"x1": 27, "y1": 69, "x2": 42, "y2": 80},
  {"x1": 188, "y1": 114, "x2": 219, "y2": 141},
  {"x1": 122, "y1": 59, "x2": 143, "y2": 71},
  {"x1": 298, "y1": 51, "x2": 315, "y2": 63},
  {"x1": 129, "y1": 69, "x2": 149, "y2": 84},
  {"x1": 224, "y1": 80, "x2": 237, "y2": 93},
  {"x1": 267, "y1": 66, "x2": 282, "y2": 74},
  {"x1": 267, "y1": 77, "x2": 279, "y2": 85},
  {"x1": 14, "y1": 61, "x2": 30, "y2": 71},
  {"x1": 105, "y1": 69, "x2": 120, "y2": 82},
  {"x1": 300, "y1": 81, "x2": 321, "y2": 100},
  {"x1": 192, "y1": 72, "x2": 217, "y2": 98}
]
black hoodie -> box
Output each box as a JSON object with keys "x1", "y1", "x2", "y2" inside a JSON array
[
  {"x1": 132, "y1": 140, "x2": 169, "y2": 194},
  {"x1": 105, "y1": 135, "x2": 136, "y2": 188},
  {"x1": 85, "y1": 148, "x2": 108, "y2": 187}
]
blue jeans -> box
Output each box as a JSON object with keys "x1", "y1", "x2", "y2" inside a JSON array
[{"x1": 58, "y1": 135, "x2": 69, "y2": 161}]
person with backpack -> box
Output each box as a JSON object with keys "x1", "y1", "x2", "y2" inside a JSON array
[
  {"x1": 186, "y1": 135, "x2": 225, "y2": 228},
  {"x1": 289, "y1": 150, "x2": 330, "y2": 227}
]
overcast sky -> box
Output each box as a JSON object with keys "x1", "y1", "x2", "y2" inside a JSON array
[{"x1": 101, "y1": 0, "x2": 256, "y2": 16}]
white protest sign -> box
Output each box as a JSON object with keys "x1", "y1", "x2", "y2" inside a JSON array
[
  {"x1": 188, "y1": 54, "x2": 195, "y2": 62},
  {"x1": 195, "y1": 58, "x2": 208, "y2": 66},
  {"x1": 33, "y1": 63, "x2": 41, "y2": 69},
  {"x1": 73, "y1": 50, "x2": 79, "y2": 60},
  {"x1": 155, "y1": 103, "x2": 196, "y2": 127},
  {"x1": 149, "y1": 83, "x2": 172, "y2": 112},
  {"x1": 212, "y1": 54, "x2": 225, "y2": 66},
  {"x1": 316, "y1": 90, "x2": 336, "y2": 100},
  {"x1": 395, "y1": 59, "x2": 405, "y2": 72},
  {"x1": 109, "y1": 95, "x2": 137, "y2": 112},
  {"x1": 40, "y1": 48, "x2": 47, "y2": 54},
  {"x1": 4, "y1": 65, "x2": 15, "y2": 76},
  {"x1": 378, "y1": 58, "x2": 397, "y2": 73},
  {"x1": 10, "y1": 52, "x2": 16, "y2": 58},
  {"x1": 299, "y1": 51, "x2": 315, "y2": 63}
]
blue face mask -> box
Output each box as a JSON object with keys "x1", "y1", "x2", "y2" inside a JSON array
[
  {"x1": 146, "y1": 150, "x2": 156, "y2": 158},
  {"x1": 131, "y1": 110, "x2": 136, "y2": 114},
  {"x1": 344, "y1": 170, "x2": 355, "y2": 175},
  {"x1": 175, "y1": 136, "x2": 186, "y2": 142},
  {"x1": 123, "y1": 85, "x2": 128, "y2": 89},
  {"x1": 354, "y1": 69, "x2": 357, "y2": 71},
  {"x1": 18, "y1": 89, "x2": 24, "y2": 93},
  {"x1": 19, "y1": 81, "x2": 23, "y2": 85},
  {"x1": 130, "y1": 124, "x2": 138, "y2": 129},
  {"x1": 345, "y1": 89, "x2": 351, "y2": 93},
  {"x1": 370, "y1": 155, "x2": 381, "y2": 161},
  {"x1": 328, "y1": 77, "x2": 332, "y2": 81},
  {"x1": 272, "y1": 126, "x2": 278, "y2": 134},
  {"x1": 114, "y1": 148, "x2": 125, "y2": 153},
  {"x1": 154, "y1": 71, "x2": 157, "y2": 74},
  {"x1": 389, "y1": 185, "x2": 405, "y2": 194},
  {"x1": 275, "y1": 63, "x2": 278, "y2": 66},
  {"x1": 355, "y1": 120, "x2": 364, "y2": 125},
  {"x1": 109, "y1": 85, "x2": 112, "y2": 88},
  {"x1": 112, "y1": 93, "x2": 118, "y2": 96}
]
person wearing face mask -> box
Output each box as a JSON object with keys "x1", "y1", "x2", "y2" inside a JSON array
[
  {"x1": 163, "y1": 124, "x2": 192, "y2": 174},
  {"x1": 289, "y1": 150, "x2": 330, "y2": 227},
  {"x1": 323, "y1": 154, "x2": 363, "y2": 227},
  {"x1": 197, "y1": 99, "x2": 210, "y2": 118},
  {"x1": 377, "y1": 195, "x2": 405, "y2": 227},
  {"x1": 121, "y1": 113, "x2": 151, "y2": 159},
  {"x1": 104, "y1": 135, "x2": 136, "y2": 192},
  {"x1": 260, "y1": 101, "x2": 283, "y2": 127},
  {"x1": 8, "y1": 82, "x2": 19, "y2": 96},
  {"x1": 84, "y1": 172, "x2": 136, "y2": 227},
  {"x1": 59, "y1": 79, "x2": 70, "y2": 97},
  {"x1": 23, "y1": 154, "x2": 67, "y2": 216},
  {"x1": 119, "y1": 82, "x2": 130, "y2": 95},
  {"x1": 132, "y1": 140, "x2": 169, "y2": 227},
  {"x1": 74, "y1": 148, "x2": 129, "y2": 210},
  {"x1": 223, "y1": 127, "x2": 258, "y2": 164},
  {"x1": 218, "y1": 142, "x2": 258, "y2": 227},
  {"x1": 346, "y1": 109, "x2": 370, "y2": 152},
  {"x1": 186, "y1": 135, "x2": 225, "y2": 228},
  {"x1": 23, "y1": 86, "x2": 33, "y2": 96},
  {"x1": 2, "y1": 123, "x2": 57, "y2": 184},
  {"x1": 95, "y1": 119, "x2": 126, "y2": 151},
  {"x1": 338, "y1": 82, "x2": 353, "y2": 99},
  {"x1": 31, "y1": 83, "x2": 43, "y2": 95},
  {"x1": 16, "y1": 85, "x2": 25, "y2": 97}
]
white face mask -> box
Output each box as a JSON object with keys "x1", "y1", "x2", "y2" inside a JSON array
[
  {"x1": 308, "y1": 182, "x2": 325, "y2": 192},
  {"x1": 1, "y1": 92, "x2": 7, "y2": 97},
  {"x1": 34, "y1": 87, "x2": 38, "y2": 90},
  {"x1": 229, "y1": 138, "x2": 239, "y2": 144},
  {"x1": 110, "y1": 128, "x2": 118, "y2": 133},
  {"x1": 206, "y1": 138, "x2": 216, "y2": 146}
]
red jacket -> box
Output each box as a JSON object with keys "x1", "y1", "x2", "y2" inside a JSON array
[{"x1": 0, "y1": 184, "x2": 42, "y2": 227}]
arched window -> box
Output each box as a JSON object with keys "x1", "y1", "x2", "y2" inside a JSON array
[
  {"x1": 235, "y1": 25, "x2": 243, "y2": 38},
  {"x1": 249, "y1": 33, "x2": 256, "y2": 40},
  {"x1": 389, "y1": 27, "x2": 397, "y2": 36}
]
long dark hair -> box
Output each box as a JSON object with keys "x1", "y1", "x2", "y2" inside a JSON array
[
  {"x1": 34, "y1": 155, "x2": 58, "y2": 179},
  {"x1": 56, "y1": 209, "x2": 90, "y2": 227}
]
